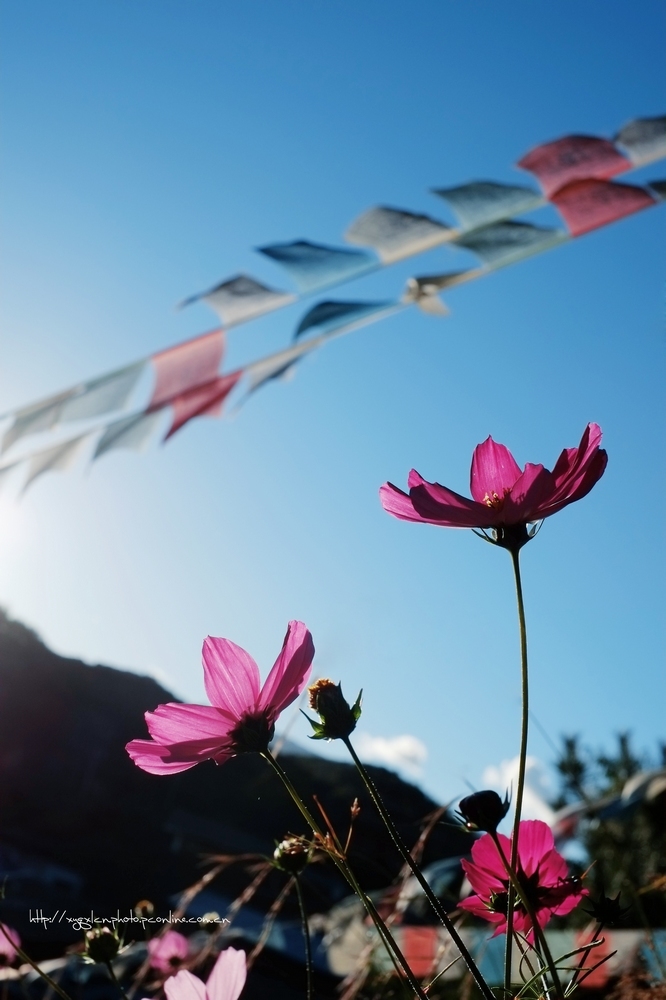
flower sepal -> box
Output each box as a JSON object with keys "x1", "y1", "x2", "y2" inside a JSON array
[
  {"x1": 584, "y1": 890, "x2": 631, "y2": 926},
  {"x1": 487, "y1": 522, "x2": 531, "y2": 552}
]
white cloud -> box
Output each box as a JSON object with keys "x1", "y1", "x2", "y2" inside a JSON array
[
  {"x1": 355, "y1": 732, "x2": 428, "y2": 779},
  {"x1": 482, "y1": 755, "x2": 556, "y2": 827}
]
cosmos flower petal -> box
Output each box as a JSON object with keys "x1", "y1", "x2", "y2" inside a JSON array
[
  {"x1": 257, "y1": 621, "x2": 315, "y2": 715},
  {"x1": 410, "y1": 483, "x2": 496, "y2": 527},
  {"x1": 501, "y1": 463, "x2": 554, "y2": 522},
  {"x1": 205, "y1": 948, "x2": 247, "y2": 1000},
  {"x1": 128, "y1": 624, "x2": 314, "y2": 775},
  {"x1": 546, "y1": 888, "x2": 588, "y2": 918},
  {"x1": 378, "y1": 482, "x2": 430, "y2": 523},
  {"x1": 381, "y1": 425, "x2": 606, "y2": 534},
  {"x1": 165, "y1": 971, "x2": 207, "y2": 1000},
  {"x1": 470, "y1": 437, "x2": 523, "y2": 502},
  {"x1": 147, "y1": 930, "x2": 190, "y2": 973},
  {"x1": 407, "y1": 469, "x2": 429, "y2": 489},
  {"x1": 202, "y1": 637, "x2": 261, "y2": 715},
  {"x1": 380, "y1": 477, "x2": 491, "y2": 526},
  {"x1": 551, "y1": 446, "x2": 578, "y2": 485},
  {"x1": 461, "y1": 858, "x2": 505, "y2": 897},
  {"x1": 516, "y1": 820, "x2": 556, "y2": 877},
  {"x1": 458, "y1": 896, "x2": 504, "y2": 924},
  {"x1": 126, "y1": 740, "x2": 204, "y2": 774},
  {"x1": 0, "y1": 924, "x2": 20, "y2": 962},
  {"x1": 550, "y1": 430, "x2": 604, "y2": 496},
  {"x1": 537, "y1": 847, "x2": 570, "y2": 884},
  {"x1": 145, "y1": 703, "x2": 234, "y2": 745},
  {"x1": 470, "y1": 831, "x2": 512, "y2": 873},
  {"x1": 551, "y1": 424, "x2": 603, "y2": 487},
  {"x1": 545, "y1": 449, "x2": 609, "y2": 513},
  {"x1": 514, "y1": 909, "x2": 542, "y2": 941}
]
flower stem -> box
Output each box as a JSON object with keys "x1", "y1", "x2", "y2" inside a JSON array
[
  {"x1": 490, "y1": 833, "x2": 564, "y2": 1000},
  {"x1": 260, "y1": 751, "x2": 428, "y2": 999},
  {"x1": 504, "y1": 546, "x2": 529, "y2": 994},
  {"x1": 342, "y1": 736, "x2": 495, "y2": 1000},
  {"x1": 294, "y1": 875, "x2": 313, "y2": 1000},
  {"x1": 104, "y1": 961, "x2": 130, "y2": 1000}
]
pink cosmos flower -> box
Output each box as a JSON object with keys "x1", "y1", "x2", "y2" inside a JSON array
[
  {"x1": 0, "y1": 924, "x2": 20, "y2": 965},
  {"x1": 127, "y1": 622, "x2": 314, "y2": 775},
  {"x1": 380, "y1": 424, "x2": 607, "y2": 546},
  {"x1": 162, "y1": 947, "x2": 246, "y2": 1000},
  {"x1": 147, "y1": 929, "x2": 190, "y2": 974},
  {"x1": 459, "y1": 820, "x2": 586, "y2": 939}
]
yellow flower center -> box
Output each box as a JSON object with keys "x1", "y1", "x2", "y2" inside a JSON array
[{"x1": 483, "y1": 488, "x2": 510, "y2": 510}]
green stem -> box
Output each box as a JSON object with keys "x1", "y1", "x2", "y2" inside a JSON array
[
  {"x1": 105, "y1": 961, "x2": 130, "y2": 1000},
  {"x1": 504, "y1": 547, "x2": 529, "y2": 994},
  {"x1": 260, "y1": 751, "x2": 425, "y2": 999},
  {"x1": 566, "y1": 921, "x2": 603, "y2": 993},
  {"x1": 490, "y1": 833, "x2": 564, "y2": 1000},
  {"x1": 294, "y1": 876, "x2": 313, "y2": 1000},
  {"x1": 511, "y1": 930, "x2": 538, "y2": 983},
  {"x1": 343, "y1": 737, "x2": 495, "y2": 1000}
]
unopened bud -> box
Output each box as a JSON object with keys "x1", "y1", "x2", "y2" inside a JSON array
[
  {"x1": 304, "y1": 679, "x2": 362, "y2": 740},
  {"x1": 134, "y1": 900, "x2": 154, "y2": 919},
  {"x1": 84, "y1": 927, "x2": 121, "y2": 964},
  {"x1": 200, "y1": 912, "x2": 221, "y2": 933},
  {"x1": 458, "y1": 790, "x2": 510, "y2": 833},
  {"x1": 273, "y1": 836, "x2": 312, "y2": 875}
]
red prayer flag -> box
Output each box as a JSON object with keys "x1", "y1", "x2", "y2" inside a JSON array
[
  {"x1": 551, "y1": 178, "x2": 656, "y2": 237},
  {"x1": 517, "y1": 135, "x2": 631, "y2": 198},
  {"x1": 150, "y1": 329, "x2": 225, "y2": 409},
  {"x1": 573, "y1": 930, "x2": 613, "y2": 988},
  {"x1": 165, "y1": 370, "x2": 242, "y2": 440},
  {"x1": 398, "y1": 927, "x2": 439, "y2": 978}
]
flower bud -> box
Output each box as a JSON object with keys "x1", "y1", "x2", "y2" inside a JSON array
[
  {"x1": 134, "y1": 900, "x2": 154, "y2": 919},
  {"x1": 84, "y1": 927, "x2": 121, "y2": 964},
  {"x1": 458, "y1": 790, "x2": 510, "y2": 833},
  {"x1": 273, "y1": 836, "x2": 312, "y2": 875},
  {"x1": 304, "y1": 679, "x2": 362, "y2": 740},
  {"x1": 200, "y1": 912, "x2": 222, "y2": 934}
]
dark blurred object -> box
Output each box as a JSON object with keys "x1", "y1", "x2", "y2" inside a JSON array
[{"x1": 457, "y1": 790, "x2": 509, "y2": 833}]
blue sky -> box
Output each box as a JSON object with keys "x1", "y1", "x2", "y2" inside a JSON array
[{"x1": 0, "y1": 0, "x2": 664, "y2": 806}]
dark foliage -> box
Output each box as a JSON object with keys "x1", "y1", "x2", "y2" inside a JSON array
[{"x1": 553, "y1": 732, "x2": 666, "y2": 928}]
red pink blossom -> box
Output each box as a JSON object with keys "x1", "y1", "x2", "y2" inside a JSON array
[
  {"x1": 380, "y1": 423, "x2": 606, "y2": 531},
  {"x1": 162, "y1": 948, "x2": 246, "y2": 1000},
  {"x1": 459, "y1": 819, "x2": 586, "y2": 938},
  {"x1": 147, "y1": 930, "x2": 190, "y2": 973},
  {"x1": 127, "y1": 622, "x2": 314, "y2": 775},
  {"x1": 0, "y1": 924, "x2": 20, "y2": 965}
]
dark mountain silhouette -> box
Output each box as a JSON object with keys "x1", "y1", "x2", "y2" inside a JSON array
[{"x1": 0, "y1": 610, "x2": 468, "y2": 953}]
